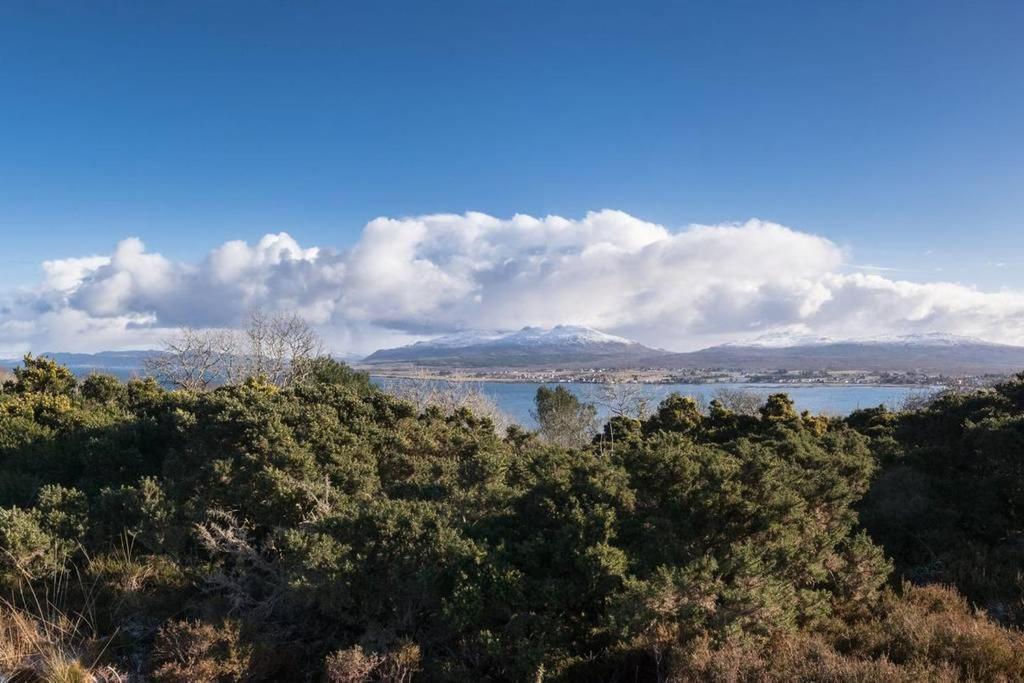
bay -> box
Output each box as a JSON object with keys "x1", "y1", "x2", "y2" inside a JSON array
[{"x1": 372, "y1": 378, "x2": 935, "y2": 428}]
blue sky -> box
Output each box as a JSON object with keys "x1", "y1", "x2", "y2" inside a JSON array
[{"x1": 1, "y1": 1, "x2": 1023, "y2": 353}]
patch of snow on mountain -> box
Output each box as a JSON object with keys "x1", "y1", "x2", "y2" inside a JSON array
[
  {"x1": 857, "y1": 332, "x2": 997, "y2": 347},
  {"x1": 407, "y1": 325, "x2": 639, "y2": 350},
  {"x1": 724, "y1": 331, "x2": 837, "y2": 348},
  {"x1": 722, "y1": 330, "x2": 1002, "y2": 349},
  {"x1": 411, "y1": 330, "x2": 504, "y2": 348},
  {"x1": 500, "y1": 325, "x2": 637, "y2": 346}
]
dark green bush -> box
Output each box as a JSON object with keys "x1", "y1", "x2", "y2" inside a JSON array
[{"x1": 0, "y1": 361, "x2": 1021, "y2": 679}]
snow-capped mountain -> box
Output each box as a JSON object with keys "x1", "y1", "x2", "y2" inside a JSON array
[
  {"x1": 661, "y1": 331, "x2": 1024, "y2": 375},
  {"x1": 363, "y1": 325, "x2": 1024, "y2": 373},
  {"x1": 362, "y1": 325, "x2": 659, "y2": 367},
  {"x1": 495, "y1": 325, "x2": 638, "y2": 347}
]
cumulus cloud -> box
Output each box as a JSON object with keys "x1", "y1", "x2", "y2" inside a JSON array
[{"x1": 3, "y1": 210, "x2": 1024, "y2": 355}]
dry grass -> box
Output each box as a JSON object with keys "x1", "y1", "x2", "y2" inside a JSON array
[
  {"x1": 324, "y1": 645, "x2": 382, "y2": 682},
  {"x1": 848, "y1": 583, "x2": 1024, "y2": 680},
  {"x1": 0, "y1": 545, "x2": 138, "y2": 682},
  {"x1": 667, "y1": 584, "x2": 1024, "y2": 682},
  {"x1": 151, "y1": 619, "x2": 252, "y2": 683},
  {"x1": 324, "y1": 640, "x2": 422, "y2": 683},
  {"x1": 674, "y1": 632, "x2": 958, "y2": 683},
  {"x1": 0, "y1": 601, "x2": 125, "y2": 682}
]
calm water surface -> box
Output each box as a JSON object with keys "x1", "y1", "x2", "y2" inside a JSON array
[{"x1": 372, "y1": 378, "x2": 935, "y2": 428}]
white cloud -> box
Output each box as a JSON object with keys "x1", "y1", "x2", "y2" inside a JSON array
[
  {"x1": 42, "y1": 255, "x2": 111, "y2": 291},
  {"x1": 3, "y1": 210, "x2": 1024, "y2": 354}
]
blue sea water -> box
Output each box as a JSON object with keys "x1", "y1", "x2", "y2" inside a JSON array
[{"x1": 372, "y1": 378, "x2": 935, "y2": 428}]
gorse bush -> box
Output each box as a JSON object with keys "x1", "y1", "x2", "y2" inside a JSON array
[
  {"x1": 852, "y1": 372, "x2": 1024, "y2": 627},
  {"x1": 0, "y1": 355, "x2": 1022, "y2": 680}
]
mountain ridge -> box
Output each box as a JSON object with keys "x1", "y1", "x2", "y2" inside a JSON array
[
  {"x1": 721, "y1": 331, "x2": 1005, "y2": 349},
  {"x1": 6, "y1": 329, "x2": 1024, "y2": 377},
  {"x1": 661, "y1": 333, "x2": 1024, "y2": 375},
  {"x1": 363, "y1": 325, "x2": 658, "y2": 367},
  {"x1": 364, "y1": 326, "x2": 1024, "y2": 374}
]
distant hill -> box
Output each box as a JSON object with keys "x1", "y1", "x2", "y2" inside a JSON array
[
  {"x1": 658, "y1": 333, "x2": 1024, "y2": 375},
  {"x1": 362, "y1": 325, "x2": 664, "y2": 367},
  {"x1": 362, "y1": 329, "x2": 1024, "y2": 375},
  {"x1": 8, "y1": 332, "x2": 1024, "y2": 379},
  {"x1": 0, "y1": 351, "x2": 163, "y2": 380}
]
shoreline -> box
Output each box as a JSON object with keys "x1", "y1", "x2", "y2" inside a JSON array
[{"x1": 364, "y1": 371, "x2": 943, "y2": 391}]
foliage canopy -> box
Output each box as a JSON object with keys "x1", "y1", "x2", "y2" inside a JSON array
[{"x1": 0, "y1": 360, "x2": 1022, "y2": 680}]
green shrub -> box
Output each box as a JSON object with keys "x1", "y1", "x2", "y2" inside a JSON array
[
  {"x1": 0, "y1": 359, "x2": 1020, "y2": 678},
  {"x1": 0, "y1": 506, "x2": 61, "y2": 581}
]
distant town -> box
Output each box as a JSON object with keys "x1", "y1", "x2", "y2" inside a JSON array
[{"x1": 361, "y1": 363, "x2": 1003, "y2": 389}]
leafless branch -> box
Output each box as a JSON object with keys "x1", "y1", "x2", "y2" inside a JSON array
[
  {"x1": 596, "y1": 382, "x2": 651, "y2": 421},
  {"x1": 381, "y1": 376, "x2": 513, "y2": 433},
  {"x1": 147, "y1": 309, "x2": 324, "y2": 390}
]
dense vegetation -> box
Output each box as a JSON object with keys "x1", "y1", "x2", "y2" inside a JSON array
[{"x1": 1, "y1": 354, "x2": 1023, "y2": 680}]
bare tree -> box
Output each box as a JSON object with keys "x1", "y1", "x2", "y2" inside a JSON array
[
  {"x1": 596, "y1": 382, "x2": 651, "y2": 421},
  {"x1": 147, "y1": 310, "x2": 324, "y2": 391},
  {"x1": 382, "y1": 376, "x2": 513, "y2": 433},
  {"x1": 593, "y1": 382, "x2": 651, "y2": 453},
  {"x1": 712, "y1": 387, "x2": 763, "y2": 416},
  {"x1": 244, "y1": 309, "x2": 323, "y2": 386},
  {"x1": 898, "y1": 387, "x2": 964, "y2": 412},
  {"x1": 145, "y1": 327, "x2": 241, "y2": 391}
]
